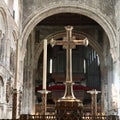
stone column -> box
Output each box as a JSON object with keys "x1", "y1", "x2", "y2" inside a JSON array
[
  {"x1": 107, "y1": 63, "x2": 113, "y2": 115},
  {"x1": 12, "y1": 36, "x2": 19, "y2": 119},
  {"x1": 101, "y1": 65, "x2": 108, "y2": 114},
  {"x1": 21, "y1": 51, "x2": 28, "y2": 114},
  {"x1": 111, "y1": 61, "x2": 120, "y2": 116},
  {"x1": 31, "y1": 30, "x2": 35, "y2": 115},
  {"x1": 21, "y1": 30, "x2": 35, "y2": 115}
]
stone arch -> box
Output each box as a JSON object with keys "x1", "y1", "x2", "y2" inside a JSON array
[
  {"x1": 21, "y1": 5, "x2": 117, "y2": 115},
  {"x1": 34, "y1": 31, "x2": 104, "y2": 69},
  {"x1": 21, "y1": 6, "x2": 117, "y2": 61}
]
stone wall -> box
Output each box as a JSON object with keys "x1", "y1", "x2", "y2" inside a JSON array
[
  {"x1": 0, "y1": 0, "x2": 22, "y2": 119},
  {"x1": 23, "y1": 0, "x2": 116, "y2": 28},
  {"x1": 114, "y1": 0, "x2": 120, "y2": 116},
  {"x1": 0, "y1": 0, "x2": 120, "y2": 119},
  {"x1": 21, "y1": 0, "x2": 120, "y2": 117}
]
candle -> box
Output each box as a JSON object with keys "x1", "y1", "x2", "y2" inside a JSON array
[{"x1": 43, "y1": 39, "x2": 47, "y2": 90}]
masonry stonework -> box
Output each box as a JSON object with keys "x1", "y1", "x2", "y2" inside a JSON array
[{"x1": 0, "y1": 0, "x2": 120, "y2": 119}]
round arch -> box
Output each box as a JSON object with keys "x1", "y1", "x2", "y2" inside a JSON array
[
  {"x1": 21, "y1": 5, "x2": 117, "y2": 115},
  {"x1": 21, "y1": 5, "x2": 116, "y2": 61},
  {"x1": 34, "y1": 31, "x2": 104, "y2": 69}
]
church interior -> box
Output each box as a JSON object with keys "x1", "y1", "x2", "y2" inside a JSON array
[
  {"x1": 0, "y1": 0, "x2": 120, "y2": 119},
  {"x1": 34, "y1": 13, "x2": 102, "y2": 113}
]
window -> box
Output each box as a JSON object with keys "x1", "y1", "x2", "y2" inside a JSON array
[
  {"x1": 49, "y1": 59, "x2": 53, "y2": 74},
  {"x1": 96, "y1": 54, "x2": 100, "y2": 65},
  {"x1": 84, "y1": 59, "x2": 86, "y2": 74}
]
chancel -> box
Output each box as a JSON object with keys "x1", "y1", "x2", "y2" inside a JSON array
[{"x1": 0, "y1": 0, "x2": 120, "y2": 120}]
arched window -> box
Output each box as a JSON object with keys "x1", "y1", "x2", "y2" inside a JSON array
[
  {"x1": 49, "y1": 59, "x2": 53, "y2": 74},
  {"x1": 84, "y1": 59, "x2": 86, "y2": 74}
]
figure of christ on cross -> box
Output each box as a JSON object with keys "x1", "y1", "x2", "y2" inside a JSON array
[{"x1": 50, "y1": 25, "x2": 89, "y2": 100}]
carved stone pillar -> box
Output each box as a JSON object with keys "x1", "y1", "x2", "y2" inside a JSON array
[{"x1": 110, "y1": 61, "x2": 120, "y2": 116}]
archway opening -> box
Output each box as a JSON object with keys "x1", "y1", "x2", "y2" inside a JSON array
[{"x1": 23, "y1": 12, "x2": 110, "y2": 115}]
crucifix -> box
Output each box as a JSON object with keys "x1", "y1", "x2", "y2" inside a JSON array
[{"x1": 50, "y1": 26, "x2": 88, "y2": 100}]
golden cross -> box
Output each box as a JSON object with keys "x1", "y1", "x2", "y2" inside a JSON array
[
  {"x1": 50, "y1": 26, "x2": 88, "y2": 99},
  {"x1": 50, "y1": 26, "x2": 88, "y2": 81}
]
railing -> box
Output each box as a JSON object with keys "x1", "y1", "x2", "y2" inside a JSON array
[{"x1": 20, "y1": 114, "x2": 119, "y2": 120}]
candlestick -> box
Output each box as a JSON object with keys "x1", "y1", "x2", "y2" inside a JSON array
[
  {"x1": 43, "y1": 39, "x2": 47, "y2": 90},
  {"x1": 87, "y1": 89, "x2": 101, "y2": 116}
]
